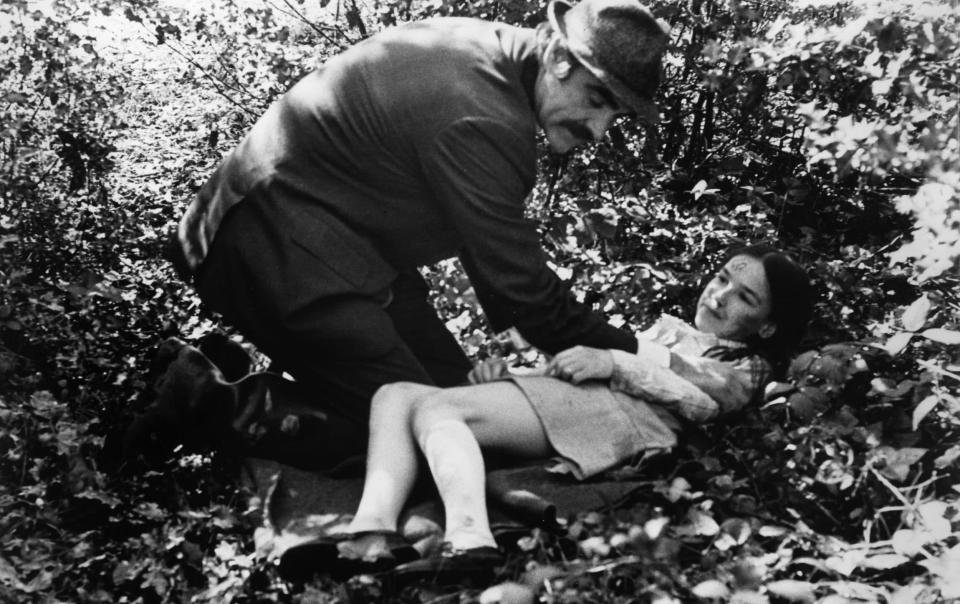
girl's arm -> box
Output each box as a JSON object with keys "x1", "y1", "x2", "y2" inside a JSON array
[
  {"x1": 608, "y1": 350, "x2": 719, "y2": 422},
  {"x1": 470, "y1": 344, "x2": 767, "y2": 422},
  {"x1": 665, "y1": 352, "x2": 769, "y2": 414},
  {"x1": 608, "y1": 348, "x2": 768, "y2": 421},
  {"x1": 544, "y1": 345, "x2": 723, "y2": 422}
]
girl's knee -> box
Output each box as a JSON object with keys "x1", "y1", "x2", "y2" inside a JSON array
[
  {"x1": 410, "y1": 391, "x2": 463, "y2": 436},
  {"x1": 371, "y1": 382, "x2": 433, "y2": 408},
  {"x1": 369, "y1": 382, "x2": 438, "y2": 430}
]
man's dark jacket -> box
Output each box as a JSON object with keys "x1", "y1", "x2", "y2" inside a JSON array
[{"x1": 174, "y1": 17, "x2": 636, "y2": 355}]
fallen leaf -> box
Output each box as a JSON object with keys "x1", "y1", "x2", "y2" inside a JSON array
[
  {"x1": 720, "y1": 518, "x2": 752, "y2": 545},
  {"x1": 692, "y1": 579, "x2": 730, "y2": 599},
  {"x1": 683, "y1": 509, "x2": 720, "y2": 537},
  {"x1": 758, "y1": 525, "x2": 789, "y2": 537},
  {"x1": 645, "y1": 517, "x2": 670, "y2": 540},
  {"x1": 824, "y1": 550, "x2": 864, "y2": 576},
  {"x1": 579, "y1": 536, "x2": 611, "y2": 558},
  {"x1": 820, "y1": 580, "x2": 890, "y2": 601},
  {"x1": 883, "y1": 332, "x2": 913, "y2": 356},
  {"x1": 918, "y1": 543, "x2": 960, "y2": 577},
  {"x1": 665, "y1": 477, "x2": 692, "y2": 502},
  {"x1": 917, "y1": 501, "x2": 951, "y2": 535},
  {"x1": 787, "y1": 387, "x2": 829, "y2": 421},
  {"x1": 765, "y1": 579, "x2": 816, "y2": 602},
  {"x1": 912, "y1": 394, "x2": 940, "y2": 430},
  {"x1": 874, "y1": 446, "x2": 927, "y2": 482},
  {"x1": 729, "y1": 590, "x2": 770, "y2": 604},
  {"x1": 0, "y1": 556, "x2": 20, "y2": 587},
  {"x1": 889, "y1": 583, "x2": 931, "y2": 604},
  {"x1": 901, "y1": 295, "x2": 931, "y2": 331},
  {"x1": 934, "y1": 445, "x2": 960, "y2": 469},
  {"x1": 859, "y1": 553, "x2": 910, "y2": 569},
  {"x1": 920, "y1": 328, "x2": 960, "y2": 345},
  {"x1": 891, "y1": 528, "x2": 936, "y2": 556},
  {"x1": 479, "y1": 582, "x2": 536, "y2": 604}
]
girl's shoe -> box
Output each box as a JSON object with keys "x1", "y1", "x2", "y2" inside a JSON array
[
  {"x1": 278, "y1": 530, "x2": 419, "y2": 582},
  {"x1": 390, "y1": 543, "x2": 504, "y2": 587}
]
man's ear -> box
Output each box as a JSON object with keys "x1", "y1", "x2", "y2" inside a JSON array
[
  {"x1": 758, "y1": 322, "x2": 777, "y2": 340},
  {"x1": 544, "y1": 37, "x2": 574, "y2": 80}
]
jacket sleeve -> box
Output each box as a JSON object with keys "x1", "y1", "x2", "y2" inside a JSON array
[
  {"x1": 608, "y1": 346, "x2": 768, "y2": 422},
  {"x1": 421, "y1": 117, "x2": 636, "y2": 355}
]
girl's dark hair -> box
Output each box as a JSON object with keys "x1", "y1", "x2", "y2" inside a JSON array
[{"x1": 705, "y1": 243, "x2": 813, "y2": 379}]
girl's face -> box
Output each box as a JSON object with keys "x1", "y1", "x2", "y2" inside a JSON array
[{"x1": 695, "y1": 255, "x2": 776, "y2": 341}]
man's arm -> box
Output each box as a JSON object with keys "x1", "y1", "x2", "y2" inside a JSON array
[{"x1": 422, "y1": 117, "x2": 637, "y2": 355}]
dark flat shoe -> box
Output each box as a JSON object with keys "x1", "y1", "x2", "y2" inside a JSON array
[
  {"x1": 278, "y1": 530, "x2": 419, "y2": 582},
  {"x1": 390, "y1": 545, "x2": 504, "y2": 587}
]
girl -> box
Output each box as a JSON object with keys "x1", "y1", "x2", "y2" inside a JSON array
[{"x1": 279, "y1": 244, "x2": 812, "y2": 582}]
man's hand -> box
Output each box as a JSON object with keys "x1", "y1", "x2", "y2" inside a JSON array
[
  {"x1": 468, "y1": 357, "x2": 510, "y2": 384},
  {"x1": 546, "y1": 346, "x2": 614, "y2": 384}
]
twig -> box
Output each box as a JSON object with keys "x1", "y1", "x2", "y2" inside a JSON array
[
  {"x1": 423, "y1": 593, "x2": 465, "y2": 604},
  {"x1": 270, "y1": 0, "x2": 354, "y2": 49},
  {"x1": 870, "y1": 466, "x2": 914, "y2": 510},
  {"x1": 862, "y1": 234, "x2": 904, "y2": 261},
  {"x1": 212, "y1": 52, "x2": 258, "y2": 99},
  {"x1": 161, "y1": 34, "x2": 253, "y2": 100},
  {"x1": 899, "y1": 472, "x2": 943, "y2": 493},
  {"x1": 125, "y1": 18, "x2": 257, "y2": 117},
  {"x1": 153, "y1": 38, "x2": 258, "y2": 117},
  {"x1": 812, "y1": 498, "x2": 841, "y2": 527},
  {"x1": 19, "y1": 417, "x2": 29, "y2": 486},
  {"x1": 846, "y1": 538, "x2": 893, "y2": 550},
  {"x1": 918, "y1": 360, "x2": 960, "y2": 384},
  {"x1": 586, "y1": 554, "x2": 642, "y2": 574}
]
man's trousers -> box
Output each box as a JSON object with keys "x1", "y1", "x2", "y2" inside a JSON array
[{"x1": 193, "y1": 198, "x2": 474, "y2": 457}]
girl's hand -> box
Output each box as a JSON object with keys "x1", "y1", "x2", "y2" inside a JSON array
[
  {"x1": 468, "y1": 357, "x2": 510, "y2": 384},
  {"x1": 547, "y1": 346, "x2": 614, "y2": 384}
]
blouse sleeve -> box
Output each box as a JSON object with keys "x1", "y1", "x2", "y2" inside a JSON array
[
  {"x1": 608, "y1": 348, "x2": 768, "y2": 423},
  {"x1": 667, "y1": 352, "x2": 769, "y2": 415}
]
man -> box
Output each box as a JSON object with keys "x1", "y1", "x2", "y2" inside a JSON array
[{"x1": 168, "y1": 0, "x2": 670, "y2": 452}]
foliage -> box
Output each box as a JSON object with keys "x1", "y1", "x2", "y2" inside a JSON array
[{"x1": 0, "y1": 0, "x2": 957, "y2": 602}]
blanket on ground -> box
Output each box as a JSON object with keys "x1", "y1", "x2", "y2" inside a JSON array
[{"x1": 244, "y1": 457, "x2": 653, "y2": 560}]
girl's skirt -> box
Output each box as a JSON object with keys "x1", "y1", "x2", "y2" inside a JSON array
[{"x1": 510, "y1": 376, "x2": 680, "y2": 479}]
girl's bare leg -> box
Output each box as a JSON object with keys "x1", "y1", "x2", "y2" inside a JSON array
[
  {"x1": 410, "y1": 381, "x2": 551, "y2": 550},
  {"x1": 347, "y1": 381, "x2": 439, "y2": 533}
]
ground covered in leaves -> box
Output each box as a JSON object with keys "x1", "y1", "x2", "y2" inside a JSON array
[{"x1": 0, "y1": 0, "x2": 958, "y2": 602}]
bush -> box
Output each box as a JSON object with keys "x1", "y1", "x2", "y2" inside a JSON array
[{"x1": 0, "y1": 0, "x2": 956, "y2": 601}]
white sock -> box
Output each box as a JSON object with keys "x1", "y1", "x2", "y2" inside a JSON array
[{"x1": 417, "y1": 419, "x2": 497, "y2": 551}]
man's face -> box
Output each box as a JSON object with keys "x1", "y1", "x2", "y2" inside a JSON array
[{"x1": 535, "y1": 47, "x2": 629, "y2": 153}]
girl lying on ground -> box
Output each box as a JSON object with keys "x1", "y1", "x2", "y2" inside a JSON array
[{"x1": 279, "y1": 243, "x2": 813, "y2": 583}]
